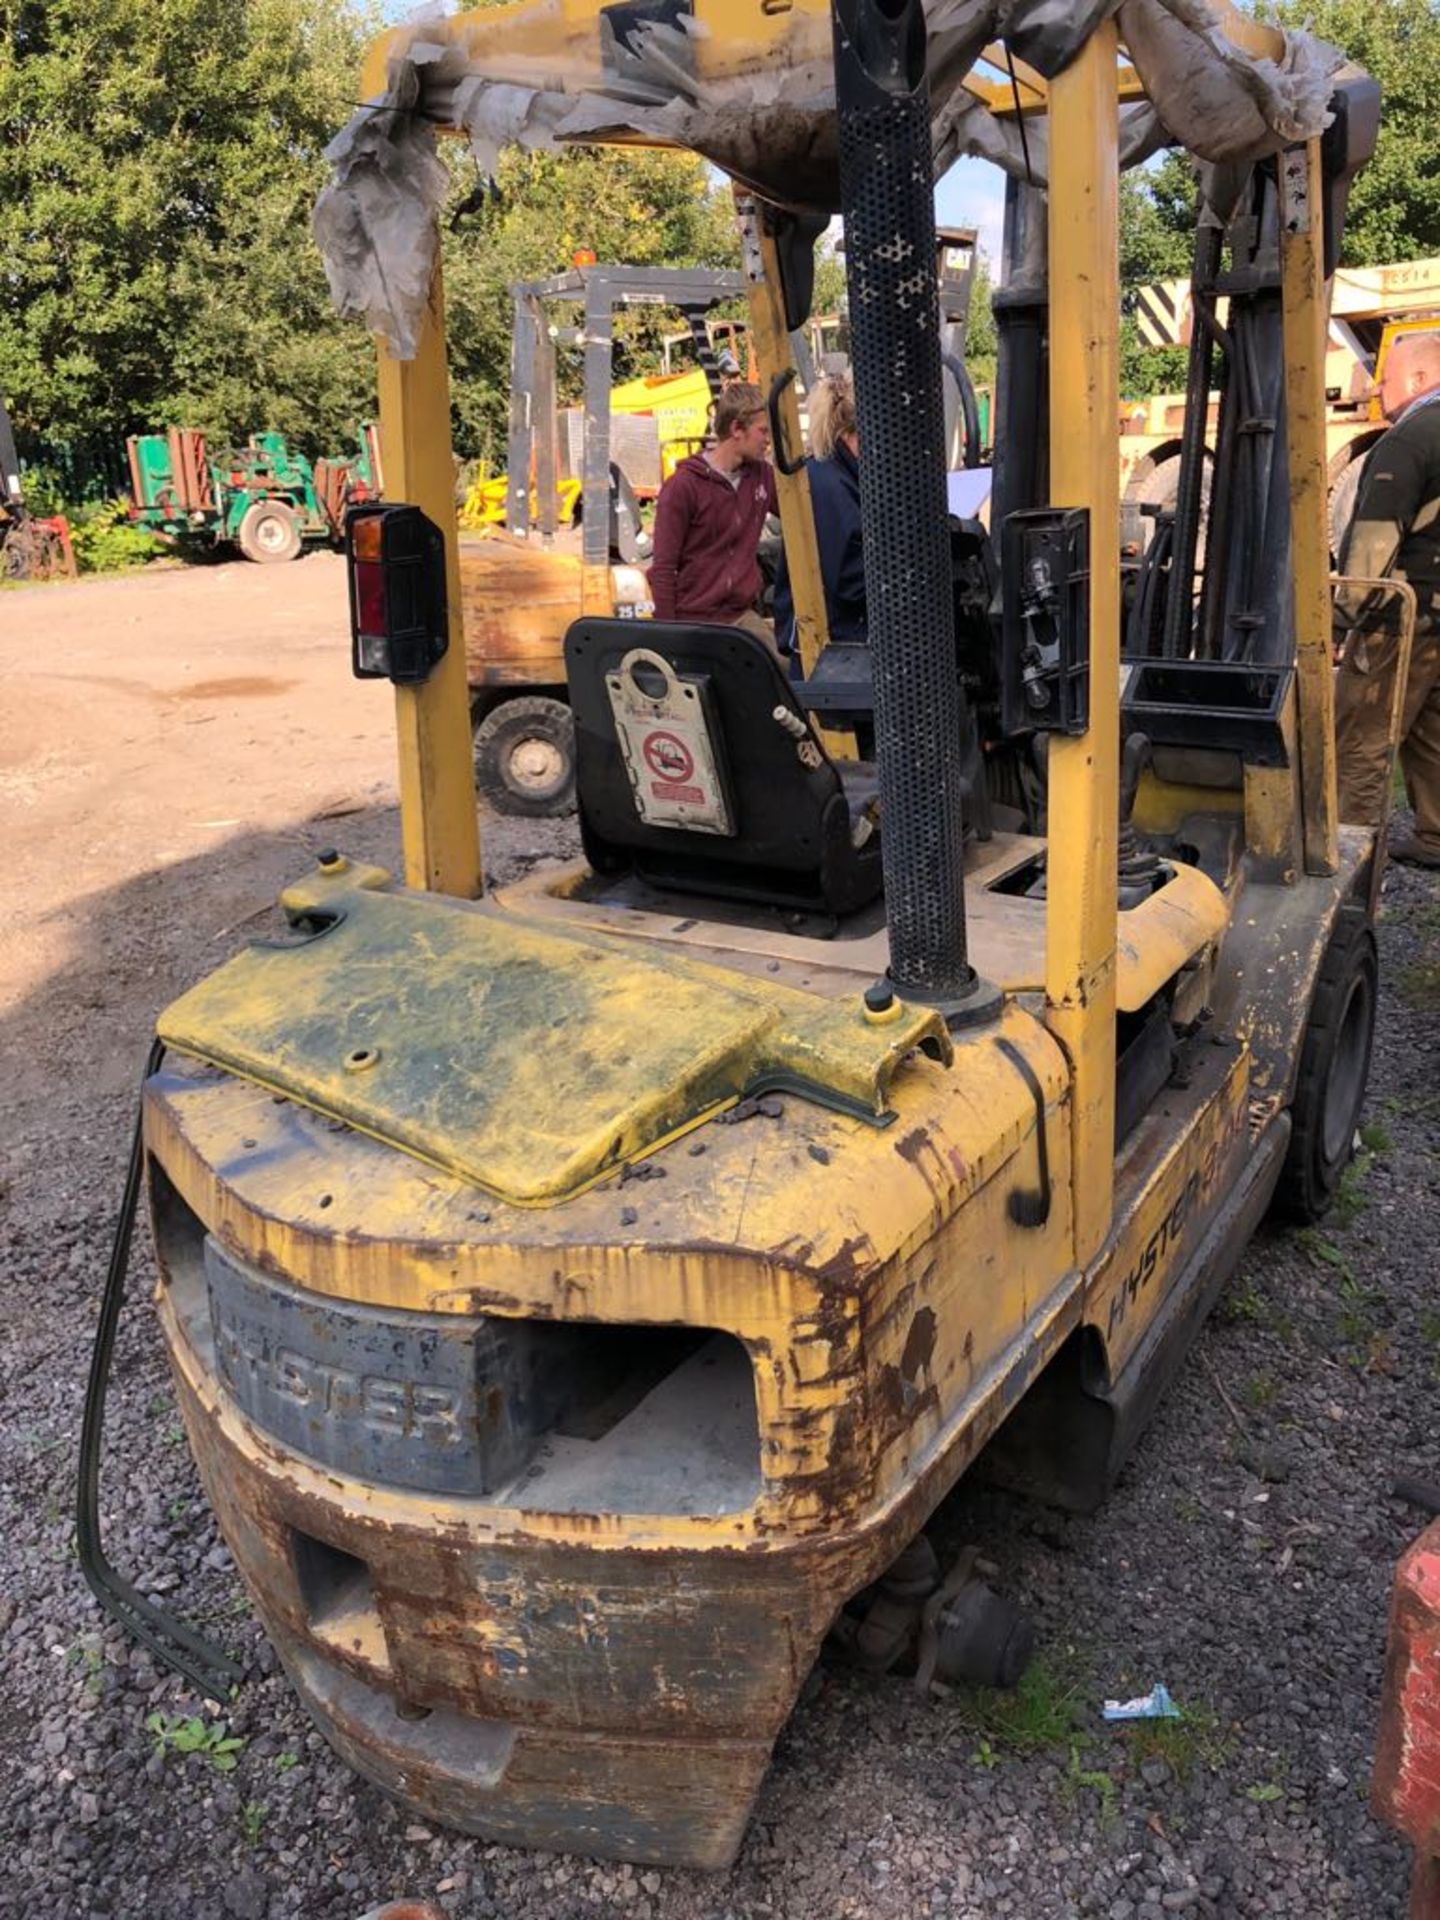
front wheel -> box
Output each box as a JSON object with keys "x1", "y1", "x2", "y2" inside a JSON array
[
  {"x1": 472, "y1": 696, "x2": 576, "y2": 817},
  {"x1": 236, "y1": 500, "x2": 302, "y2": 564},
  {"x1": 1272, "y1": 908, "x2": 1379, "y2": 1223}
]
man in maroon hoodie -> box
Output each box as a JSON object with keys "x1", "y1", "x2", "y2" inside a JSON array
[{"x1": 648, "y1": 382, "x2": 779, "y2": 647}]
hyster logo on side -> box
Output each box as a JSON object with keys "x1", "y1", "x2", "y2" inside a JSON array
[
  {"x1": 1105, "y1": 1095, "x2": 1247, "y2": 1341},
  {"x1": 214, "y1": 1315, "x2": 464, "y2": 1447}
]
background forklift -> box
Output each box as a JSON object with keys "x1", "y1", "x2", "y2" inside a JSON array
[
  {"x1": 457, "y1": 263, "x2": 745, "y2": 816},
  {"x1": 80, "y1": 0, "x2": 1400, "y2": 1877},
  {"x1": 463, "y1": 236, "x2": 984, "y2": 816}
]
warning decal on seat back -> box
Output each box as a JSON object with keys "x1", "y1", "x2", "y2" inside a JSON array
[{"x1": 605, "y1": 646, "x2": 734, "y2": 836}]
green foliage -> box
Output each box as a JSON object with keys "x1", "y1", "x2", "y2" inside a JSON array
[
  {"x1": 1118, "y1": 156, "x2": 1196, "y2": 401},
  {"x1": 239, "y1": 1801, "x2": 266, "y2": 1845},
  {"x1": 1066, "y1": 1741, "x2": 1119, "y2": 1821},
  {"x1": 966, "y1": 254, "x2": 998, "y2": 388},
  {"x1": 273, "y1": 1750, "x2": 300, "y2": 1773},
  {"x1": 145, "y1": 1711, "x2": 246, "y2": 1772},
  {"x1": 1119, "y1": 3, "x2": 1440, "y2": 398},
  {"x1": 1119, "y1": 157, "x2": 1196, "y2": 287},
  {"x1": 1246, "y1": 1780, "x2": 1285, "y2": 1803},
  {"x1": 1259, "y1": 0, "x2": 1440, "y2": 263},
  {"x1": 1396, "y1": 904, "x2": 1440, "y2": 1009},
  {"x1": 0, "y1": 0, "x2": 386, "y2": 454},
  {"x1": 963, "y1": 1651, "x2": 1088, "y2": 1752},
  {"x1": 440, "y1": 144, "x2": 740, "y2": 462},
  {"x1": 67, "y1": 1640, "x2": 105, "y2": 1698},
  {"x1": 2, "y1": 0, "x2": 741, "y2": 470},
  {"x1": 68, "y1": 499, "x2": 162, "y2": 574},
  {"x1": 1126, "y1": 1701, "x2": 1234, "y2": 1780}
]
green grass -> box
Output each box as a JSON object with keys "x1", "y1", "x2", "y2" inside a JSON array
[
  {"x1": 1066, "y1": 1741, "x2": 1119, "y2": 1822},
  {"x1": 1396, "y1": 904, "x2": 1440, "y2": 1011},
  {"x1": 961, "y1": 1651, "x2": 1089, "y2": 1753},
  {"x1": 1221, "y1": 1275, "x2": 1266, "y2": 1324},
  {"x1": 1298, "y1": 1221, "x2": 1387, "y2": 1359},
  {"x1": 67, "y1": 1641, "x2": 105, "y2": 1699},
  {"x1": 239, "y1": 1801, "x2": 266, "y2": 1846},
  {"x1": 1126, "y1": 1701, "x2": 1234, "y2": 1781}
]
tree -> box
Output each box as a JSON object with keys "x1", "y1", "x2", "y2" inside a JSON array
[
  {"x1": 0, "y1": 0, "x2": 384, "y2": 457},
  {"x1": 440, "y1": 145, "x2": 740, "y2": 463},
  {"x1": 1259, "y1": 0, "x2": 1440, "y2": 264},
  {"x1": 0, "y1": 0, "x2": 747, "y2": 477},
  {"x1": 1118, "y1": 154, "x2": 1195, "y2": 399}
]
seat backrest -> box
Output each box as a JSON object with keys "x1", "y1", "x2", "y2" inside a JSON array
[{"x1": 564, "y1": 617, "x2": 882, "y2": 915}]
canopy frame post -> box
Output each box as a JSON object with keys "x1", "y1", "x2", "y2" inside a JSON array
[
  {"x1": 376, "y1": 256, "x2": 483, "y2": 900},
  {"x1": 1042, "y1": 20, "x2": 1121, "y2": 1265}
]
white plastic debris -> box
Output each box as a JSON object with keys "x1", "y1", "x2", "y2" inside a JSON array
[{"x1": 1102, "y1": 1682, "x2": 1182, "y2": 1720}]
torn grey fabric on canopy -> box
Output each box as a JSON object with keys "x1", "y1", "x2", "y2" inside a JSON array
[{"x1": 313, "y1": 0, "x2": 1345, "y2": 359}]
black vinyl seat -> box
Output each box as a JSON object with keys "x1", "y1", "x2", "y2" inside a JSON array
[{"x1": 564, "y1": 618, "x2": 883, "y2": 915}]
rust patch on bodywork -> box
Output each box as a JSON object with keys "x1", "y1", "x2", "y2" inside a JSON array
[{"x1": 900, "y1": 1305, "x2": 938, "y2": 1381}]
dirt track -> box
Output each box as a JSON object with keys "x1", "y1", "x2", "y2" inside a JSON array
[{"x1": 2, "y1": 554, "x2": 398, "y2": 1139}]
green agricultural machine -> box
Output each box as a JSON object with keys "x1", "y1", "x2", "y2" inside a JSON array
[{"x1": 125, "y1": 425, "x2": 382, "y2": 563}]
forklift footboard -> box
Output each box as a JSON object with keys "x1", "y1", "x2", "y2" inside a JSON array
[
  {"x1": 978, "y1": 1111, "x2": 1290, "y2": 1514},
  {"x1": 1101, "y1": 1111, "x2": 1291, "y2": 1477}
]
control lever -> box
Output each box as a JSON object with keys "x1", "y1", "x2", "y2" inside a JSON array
[{"x1": 1117, "y1": 731, "x2": 1163, "y2": 905}]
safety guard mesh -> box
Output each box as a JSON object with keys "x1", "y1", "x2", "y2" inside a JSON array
[{"x1": 836, "y1": 13, "x2": 972, "y2": 998}]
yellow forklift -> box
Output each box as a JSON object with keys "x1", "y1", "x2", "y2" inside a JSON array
[
  {"x1": 456, "y1": 261, "x2": 747, "y2": 817},
  {"x1": 79, "y1": 0, "x2": 1402, "y2": 1874}
]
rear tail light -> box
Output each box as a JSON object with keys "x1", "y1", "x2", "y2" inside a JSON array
[{"x1": 345, "y1": 504, "x2": 448, "y2": 685}]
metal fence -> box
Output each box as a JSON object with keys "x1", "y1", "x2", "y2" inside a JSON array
[{"x1": 16, "y1": 431, "x2": 131, "y2": 504}]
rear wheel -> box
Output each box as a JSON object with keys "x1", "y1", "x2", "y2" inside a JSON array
[
  {"x1": 1131, "y1": 450, "x2": 1213, "y2": 564},
  {"x1": 1273, "y1": 908, "x2": 1379, "y2": 1223},
  {"x1": 473, "y1": 696, "x2": 576, "y2": 817},
  {"x1": 236, "y1": 500, "x2": 302, "y2": 564}
]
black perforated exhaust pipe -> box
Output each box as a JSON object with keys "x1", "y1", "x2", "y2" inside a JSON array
[{"x1": 833, "y1": 0, "x2": 992, "y2": 1021}]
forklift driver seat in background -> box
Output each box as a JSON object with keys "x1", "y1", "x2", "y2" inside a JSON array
[{"x1": 564, "y1": 618, "x2": 883, "y2": 916}]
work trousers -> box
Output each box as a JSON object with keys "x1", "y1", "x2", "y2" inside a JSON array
[{"x1": 1335, "y1": 618, "x2": 1440, "y2": 855}]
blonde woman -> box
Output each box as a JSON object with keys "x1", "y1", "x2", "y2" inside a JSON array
[{"x1": 774, "y1": 370, "x2": 866, "y2": 657}]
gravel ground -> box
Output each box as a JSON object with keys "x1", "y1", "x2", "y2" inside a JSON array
[{"x1": 2, "y1": 736, "x2": 1437, "y2": 1917}]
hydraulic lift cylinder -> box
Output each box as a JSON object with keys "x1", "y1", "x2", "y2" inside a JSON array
[{"x1": 833, "y1": 0, "x2": 979, "y2": 1012}]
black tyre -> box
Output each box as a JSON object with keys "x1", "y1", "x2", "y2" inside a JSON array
[
  {"x1": 1131, "y1": 450, "x2": 1213, "y2": 568},
  {"x1": 236, "y1": 500, "x2": 302, "y2": 564},
  {"x1": 1272, "y1": 908, "x2": 1379, "y2": 1223},
  {"x1": 473, "y1": 696, "x2": 576, "y2": 817}
]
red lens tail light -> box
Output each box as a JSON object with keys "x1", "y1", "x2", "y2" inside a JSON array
[{"x1": 345, "y1": 504, "x2": 447, "y2": 685}]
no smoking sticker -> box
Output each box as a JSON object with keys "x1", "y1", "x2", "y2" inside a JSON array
[
  {"x1": 605, "y1": 647, "x2": 734, "y2": 835},
  {"x1": 642, "y1": 730, "x2": 694, "y2": 785}
]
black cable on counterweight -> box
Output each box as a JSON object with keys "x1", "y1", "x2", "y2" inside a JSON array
[{"x1": 75, "y1": 1038, "x2": 245, "y2": 1698}]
